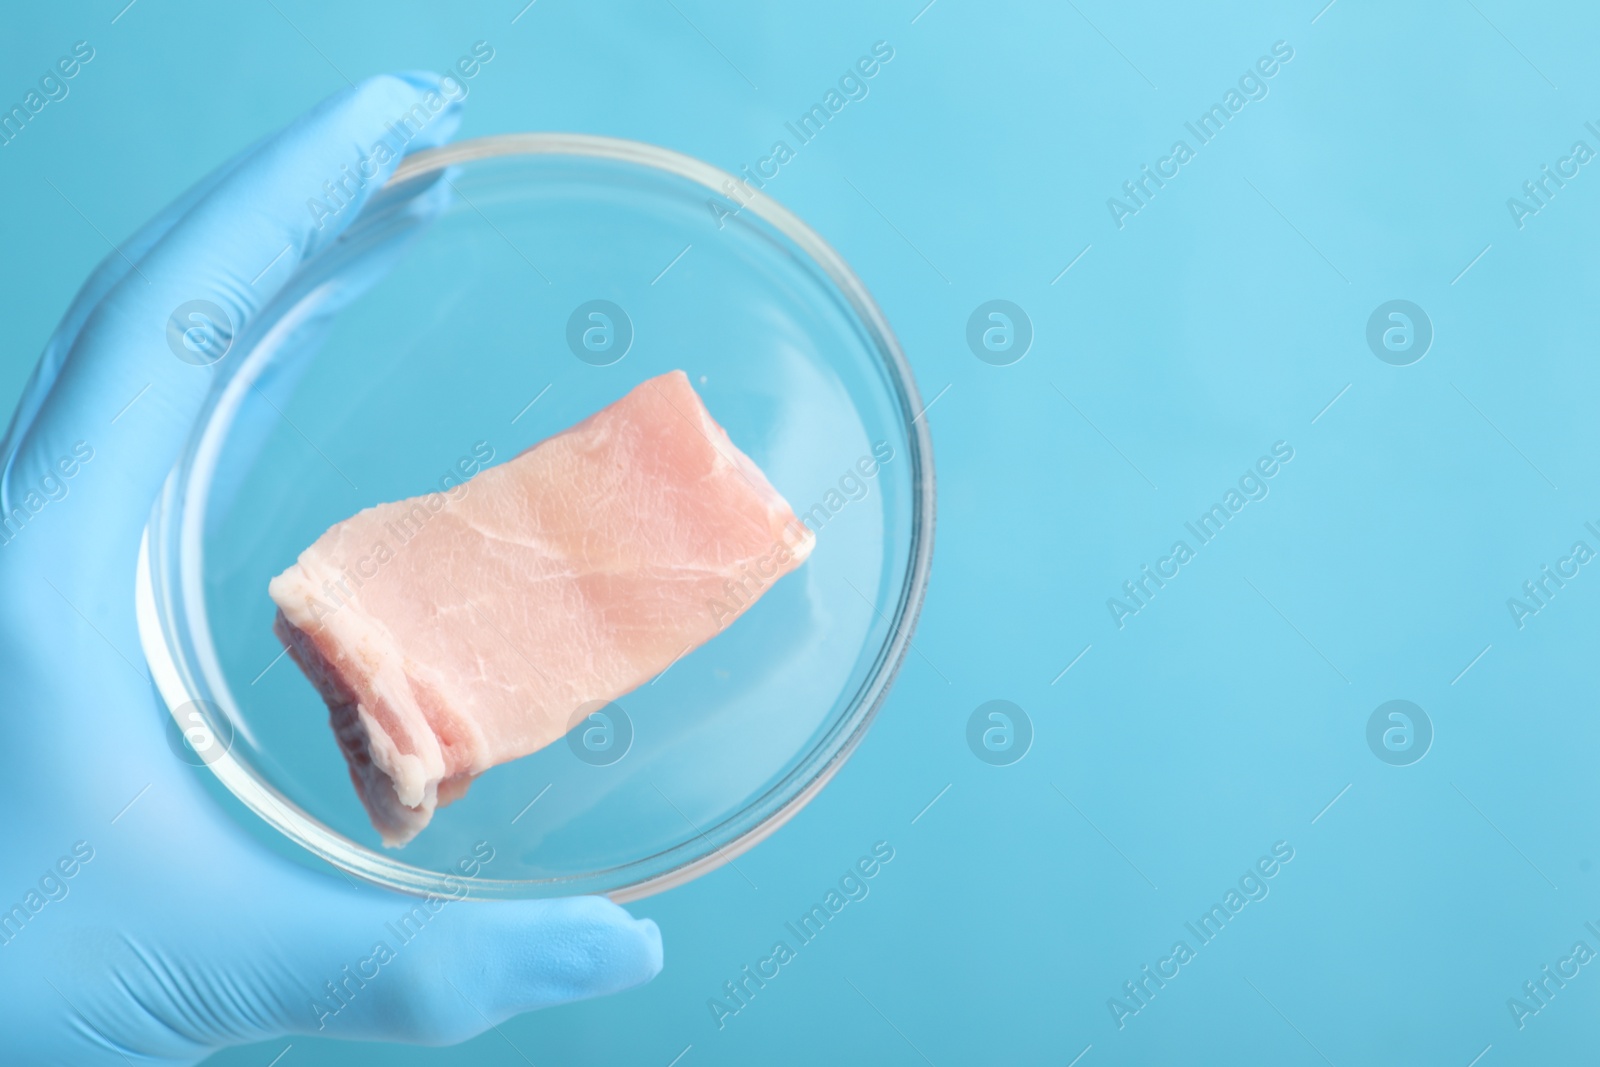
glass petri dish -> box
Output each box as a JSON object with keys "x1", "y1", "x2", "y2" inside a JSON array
[{"x1": 135, "y1": 134, "x2": 935, "y2": 901}]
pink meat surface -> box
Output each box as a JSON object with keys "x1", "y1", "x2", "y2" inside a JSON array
[{"x1": 269, "y1": 370, "x2": 814, "y2": 846}]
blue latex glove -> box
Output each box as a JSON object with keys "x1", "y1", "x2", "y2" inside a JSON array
[{"x1": 0, "y1": 72, "x2": 662, "y2": 1065}]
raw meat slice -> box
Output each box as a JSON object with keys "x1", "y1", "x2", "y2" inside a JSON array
[{"x1": 268, "y1": 370, "x2": 814, "y2": 846}]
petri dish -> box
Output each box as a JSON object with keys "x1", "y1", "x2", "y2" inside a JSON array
[{"x1": 135, "y1": 134, "x2": 935, "y2": 901}]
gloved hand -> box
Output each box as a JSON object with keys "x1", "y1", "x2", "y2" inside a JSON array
[{"x1": 0, "y1": 72, "x2": 662, "y2": 1065}]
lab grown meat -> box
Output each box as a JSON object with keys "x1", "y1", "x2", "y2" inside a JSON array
[{"x1": 268, "y1": 370, "x2": 814, "y2": 846}]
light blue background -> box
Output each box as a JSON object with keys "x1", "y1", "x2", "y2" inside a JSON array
[{"x1": 5, "y1": 0, "x2": 1598, "y2": 1063}]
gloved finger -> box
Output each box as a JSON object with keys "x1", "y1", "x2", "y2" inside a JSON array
[
  {"x1": 4, "y1": 72, "x2": 463, "y2": 585},
  {"x1": 203, "y1": 172, "x2": 456, "y2": 533},
  {"x1": 0, "y1": 126, "x2": 273, "y2": 471}
]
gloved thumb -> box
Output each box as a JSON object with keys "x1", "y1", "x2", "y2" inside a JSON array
[
  {"x1": 31, "y1": 840, "x2": 663, "y2": 1064},
  {"x1": 269, "y1": 886, "x2": 665, "y2": 1047}
]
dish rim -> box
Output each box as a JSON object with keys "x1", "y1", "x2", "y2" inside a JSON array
[{"x1": 135, "y1": 132, "x2": 936, "y2": 901}]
